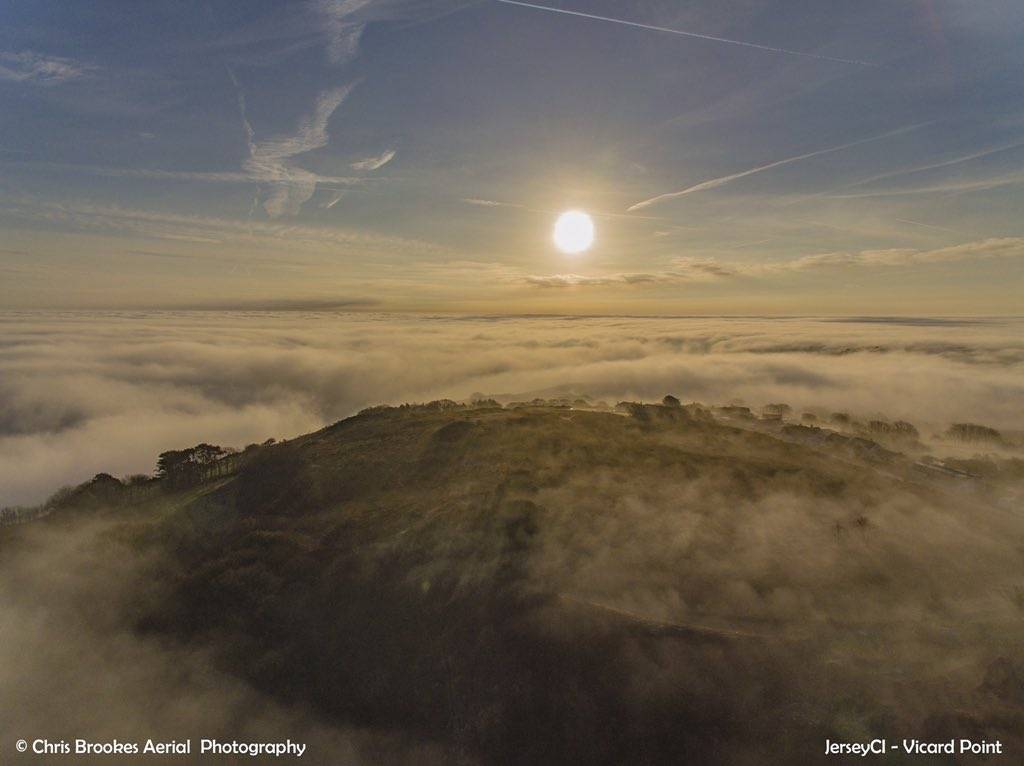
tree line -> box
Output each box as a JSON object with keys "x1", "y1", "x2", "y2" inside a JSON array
[{"x1": 156, "y1": 443, "x2": 242, "y2": 489}]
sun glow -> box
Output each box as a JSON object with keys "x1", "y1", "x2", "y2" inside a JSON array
[{"x1": 553, "y1": 210, "x2": 595, "y2": 254}]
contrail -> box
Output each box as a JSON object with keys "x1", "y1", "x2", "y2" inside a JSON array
[
  {"x1": 846, "y1": 139, "x2": 1024, "y2": 189},
  {"x1": 892, "y1": 218, "x2": 963, "y2": 235},
  {"x1": 628, "y1": 123, "x2": 928, "y2": 212},
  {"x1": 493, "y1": 0, "x2": 880, "y2": 68}
]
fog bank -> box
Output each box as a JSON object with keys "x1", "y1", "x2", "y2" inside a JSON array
[{"x1": 2, "y1": 311, "x2": 1021, "y2": 506}]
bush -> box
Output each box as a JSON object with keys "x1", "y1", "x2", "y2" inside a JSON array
[
  {"x1": 868, "y1": 420, "x2": 919, "y2": 438},
  {"x1": 946, "y1": 423, "x2": 1002, "y2": 444},
  {"x1": 472, "y1": 398, "x2": 503, "y2": 409}
]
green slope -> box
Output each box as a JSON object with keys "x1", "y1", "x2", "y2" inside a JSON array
[{"x1": 13, "y1": 402, "x2": 1024, "y2": 764}]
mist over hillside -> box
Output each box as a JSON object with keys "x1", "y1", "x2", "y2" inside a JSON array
[
  {"x1": 2, "y1": 311, "x2": 1022, "y2": 507},
  {"x1": 3, "y1": 399, "x2": 1022, "y2": 764}
]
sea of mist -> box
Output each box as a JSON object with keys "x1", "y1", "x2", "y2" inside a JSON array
[{"x1": 2, "y1": 310, "x2": 1022, "y2": 507}]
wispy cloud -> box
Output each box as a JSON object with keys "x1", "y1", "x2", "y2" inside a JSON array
[
  {"x1": 3, "y1": 161, "x2": 367, "y2": 189},
  {"x1": 826, "y1": 172, "x2": 1024, "y2": 199},
  {"x1": 322, "y1": 192, "x2": 346, "y2": 209},
  {"x1": 351, "y1": 148, "x2": 396, "y2": 170},
  {"x1": 847, "y1": 139, "x2": 1024, "y2": 190},
  {"x1": 0, "y1": 198, "x2": 450, "y2": 256},
  {"x1": 891, "y1": 218, "x2": 963, "y2": 235},
  {"x1": 526, "y1": 274, "x2": 649, "y2": 288},
  {"x1": 525, "y1": 259, "x2": 743, "y2": 288},
  {"x1": 320, "y1": 0, "x2": 376, "y2": 64},
  {"x1": 222, "y1": 0, "x2": 392, "y2": 217},
  {"x1": 166, "y1": 297, "x2": 380, "y2": 311},
  {"x1": 0, "y1": 64, "x2": 371, "y2": 216},
  {"x1": 225, "y1": 67, "x2": 256, "y2": 156},
  {"x1": 894, "y1": 237, "x2": 1024, "y2": 264},
  {"x1": 240, "y1": 84, "x2": 359, "y2": 217},
  {"x1": 759, "y1": 238, "x2": 1024, "y2": 272},
  {"x1": 493, "y1": 0, "x2": 880, "y2": 67},
  {"x1": 671, "y1": 258, "x2": 745, "y2": 279},
  {"x1": 223, "y1": 1, "x2": 435, "y2": 216},
  {"x1": 746, "y1": 239, "x2": 1024, "y2": 274},
  {"x1": 525, "y1": 237, "x2": 1024, "y2": 288},
  {"x1": 462, "y1": 198, "x2": 524, "y2": 208},
  {"x1": 2, "y1": 4, "x2": 423, "y2": 226},
  {"x1": 0, "y1": 51, "x2": 90, "y2": 85},
  {"x1": 628, "y1": 124, "x2": 927, "y2": 211}
]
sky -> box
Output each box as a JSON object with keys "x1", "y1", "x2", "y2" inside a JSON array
[{"x1": 1, "y1": 0, "x2": 1023, "y2": 314}]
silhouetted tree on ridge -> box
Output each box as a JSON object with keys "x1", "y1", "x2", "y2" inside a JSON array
[{"x1": 156, "y1": 443, "x2": 229, "y2": 489}]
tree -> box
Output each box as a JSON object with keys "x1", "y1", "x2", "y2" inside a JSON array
[
  {"x1": 157, "y1": 449, "x2": 193, "y2": 488},
  {"x1": 156, "y1": 443, "x2": 228, "y2": 489},
  {"x1": 946, "y1": 423, "x2": 1002, "y2": 444},
  {"x1": 869, "y1": 420, "x2": 919, "y2": 439},
  {"x1": 662, "y1": 395, "x2": 681, "y2": 408}
]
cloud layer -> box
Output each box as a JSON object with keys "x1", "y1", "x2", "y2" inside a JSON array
[{"x1": 1, "y1": 311, "x2": 1022, "y2": 508}]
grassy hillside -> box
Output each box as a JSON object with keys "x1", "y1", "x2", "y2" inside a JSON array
[{"x1": 7, "y1": 401, "x2": 1024, "y2": 764}]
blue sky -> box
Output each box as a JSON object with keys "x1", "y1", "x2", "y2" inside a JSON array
[{"x1": 1, "y1": 0, "x2": 1022, "y2": 312}]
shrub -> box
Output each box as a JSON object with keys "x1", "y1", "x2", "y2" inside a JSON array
[
  {"x1": 946, "y1": 423, "x2": 1002, "y2": 444},
  {"x1": 869, "y1": 420, "x2": 919, "y2": 438},
  {"x1": 472, "y1": 398, "x2": 503, "y2": 409}
]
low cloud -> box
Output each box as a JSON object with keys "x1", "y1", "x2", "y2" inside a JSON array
[
  {"x1": 0, "y1": 518, "x2": 457, "y2": 765},
  {"x1": 1, "y1": 313, "x2": 1022, "y2": 507}
]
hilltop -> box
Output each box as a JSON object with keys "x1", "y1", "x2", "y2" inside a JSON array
[{"x1": 5, "y1": 400, "x2": 1024, "y2": 764}]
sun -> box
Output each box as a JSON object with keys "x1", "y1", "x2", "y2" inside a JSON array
[{"x1": 553, "y1": 210, "x2": 595, "y2": 254}]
